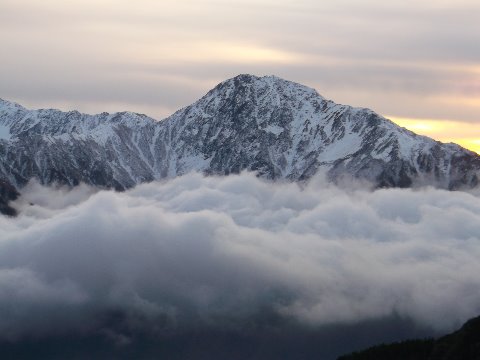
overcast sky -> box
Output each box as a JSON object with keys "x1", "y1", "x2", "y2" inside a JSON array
[{"x1": 0, "y1": 0, "x2": 479, "y2": 151}]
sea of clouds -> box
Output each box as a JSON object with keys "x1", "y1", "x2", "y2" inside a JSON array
[{"x1": 1, "y1": 172, "x2": 480, "y2": 356}]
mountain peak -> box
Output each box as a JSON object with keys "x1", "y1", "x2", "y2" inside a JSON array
[
  {"x1": 0, "y1": 74, "x2": 479, "y2": 205},
  {"x1": 217, "y1": 74, "x2": 324, "y2": 100}
]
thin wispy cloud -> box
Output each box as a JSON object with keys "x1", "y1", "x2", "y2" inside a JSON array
[{"x1": 1, "y1": 0, "x2": 478, "y2": 119}]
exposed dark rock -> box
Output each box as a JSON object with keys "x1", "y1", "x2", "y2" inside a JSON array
[{"x1": 0, "y1": 179, "x2": 18, "y2": 216}]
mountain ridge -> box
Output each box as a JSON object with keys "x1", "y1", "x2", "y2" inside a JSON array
[
  {"x1": 337, "y1": 315, "x2": 480, "y2": 360},
  {"x1": 1, "y1": 74, "x2": 479, "y2": 214}
]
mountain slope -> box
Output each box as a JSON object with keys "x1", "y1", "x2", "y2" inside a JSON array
[
  {"x1": 337, "y1": 315, "x2": 480, "y2": 360},
  {"x1": 159, "y1": 74, "x2": 479, "y2": 187},
  {"x1": 0, "y1": 75, "x2": 479, "y2": 213}
]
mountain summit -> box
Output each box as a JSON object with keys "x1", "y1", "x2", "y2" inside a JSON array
[{"x1": 0, "y1": 74, "x2": 479, "y2": 213}]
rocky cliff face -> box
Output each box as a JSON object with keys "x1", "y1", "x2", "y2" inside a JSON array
[
  {"x1": 0, "y1": 179, "x2": 18, "y2": 216},
  {"x1": 1, "y1": 74, "x2": 479, "y2": 213}
]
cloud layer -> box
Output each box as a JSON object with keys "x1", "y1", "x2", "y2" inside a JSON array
[{"x1": 1, "y1": 173, "x2": 480, "y2": 355}]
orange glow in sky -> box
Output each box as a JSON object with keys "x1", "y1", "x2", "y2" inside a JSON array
[{"x1": 388, "y1": 116, "x2": 480, "y2": 155}]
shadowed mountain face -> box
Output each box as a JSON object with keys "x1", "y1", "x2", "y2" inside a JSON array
[
  {"x1": 0, "y1": 74, "x2": 479, "y2": 213},
  {"x1": 337, "y1": 315, "x2": 480, "y2": 360},
  {"x1": 0, "y1": 179, "x2": 18, "y2": 216}
]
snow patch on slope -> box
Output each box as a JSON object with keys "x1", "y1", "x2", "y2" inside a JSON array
[
  {"x1": 318, "y1": 135, "x2": 363, "y2": 162},
  {"x1": 0, "y1": 124, "x2": 10, "y2": 140}
]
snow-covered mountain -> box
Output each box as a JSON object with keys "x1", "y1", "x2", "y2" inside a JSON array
[{"x1": 1, "y1": 74, "x2": 479, "y2": 213}]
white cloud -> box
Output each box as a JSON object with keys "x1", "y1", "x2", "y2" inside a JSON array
[{"x1": 1, "y1": 172, "x2": 479, "y2": 344}]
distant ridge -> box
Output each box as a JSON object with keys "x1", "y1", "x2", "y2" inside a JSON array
[{"x1": 338, "y1": 315, "x2": 480, "y2": 360}]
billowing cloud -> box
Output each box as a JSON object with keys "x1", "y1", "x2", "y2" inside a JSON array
[{"x1": 1, "y1": 173, "x2": 480, "y2": 358}]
